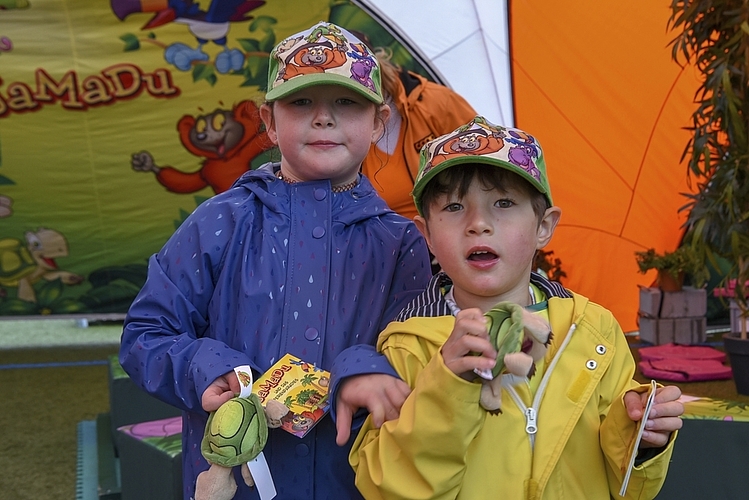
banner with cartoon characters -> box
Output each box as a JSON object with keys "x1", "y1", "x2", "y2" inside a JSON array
[
  {"x1": 0, "y1": 0, "x2": 430, "y2": 316},
  {"x1": 1, "y1": 1, "x2": 716, "y2": 333}
]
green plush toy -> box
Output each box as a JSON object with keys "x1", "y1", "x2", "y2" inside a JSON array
[
  {"x1": 195, "y1": 394, "x2": 289, "y2": 500},
  {"x1": 479, "y1": 302, "x2": 553, "y2": 414}
]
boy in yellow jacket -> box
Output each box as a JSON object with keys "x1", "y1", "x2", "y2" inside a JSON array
[{"x1": 350, "y1": 116, "x2": 683, "y2": 500}]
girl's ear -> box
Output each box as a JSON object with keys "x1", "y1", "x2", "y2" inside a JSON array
[
  {"x1": 536, "y1": 206, "x2": 561, "y2": 249},
  {"x1": 260, "y1": 103, "x2": 278, "y2": 145},
  {"x1": 372, "y1": 103, "x2": 391, "y2": 143}
]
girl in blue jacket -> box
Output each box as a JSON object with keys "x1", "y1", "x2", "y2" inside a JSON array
[{"x1": 119, "y1": 21, "x2": 431, "y2": 500}]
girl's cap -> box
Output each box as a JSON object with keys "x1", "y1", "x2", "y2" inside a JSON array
[
  {"x1": 265, "y1": 21, "x2": 383, "y2": 104},
  {"x1": 412, "y1": 116, "x2": 553, "y2": 216}
]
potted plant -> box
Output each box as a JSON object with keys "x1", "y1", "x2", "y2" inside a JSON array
[
  {"x1": 668, "y1": 0, "x2": 749, "y2": 393},
  {"x1": 534, "y1": 249, "x2": 567, "y2": 284},
  {"x1": 634, "y1": 246, "x2": 709, "y2": 292},
  {"x1": 714, "y1": 280, "x2": 749, "y2": 336}
]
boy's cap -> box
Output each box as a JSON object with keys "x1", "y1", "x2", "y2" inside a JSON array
[
  {"x1": 265, "y1": 22, "x2": 383, "y2": 104},
  {"x1": 412, "y1": 116, "x2": 553, "y2": 215}
]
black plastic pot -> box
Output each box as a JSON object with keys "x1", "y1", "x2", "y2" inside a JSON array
[{"x1": 723, "y1": 332, "x2": 749, "y2": 396}]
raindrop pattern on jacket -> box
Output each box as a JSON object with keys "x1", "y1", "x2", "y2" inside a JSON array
[{"x1": 120, "y1": 163, "x2": 431, "y2": 500}]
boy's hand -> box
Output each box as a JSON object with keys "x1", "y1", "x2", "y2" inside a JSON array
[
  {"x1": 441, "y1": 308, "x2": 497, "y2": 380},
  {"x1": 201, "y1": 371, "x2": 241, "y2": 412},
  {"x1": 624, "y1": 384, "x2": 684, "y2": 449},
  {"x1": 335, "y1": 373, "x2": 411, "y2": 446}
]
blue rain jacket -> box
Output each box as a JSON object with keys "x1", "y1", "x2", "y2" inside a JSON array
[{"x1": 120, "y1": 163, "x2": 431, "y2": 500}]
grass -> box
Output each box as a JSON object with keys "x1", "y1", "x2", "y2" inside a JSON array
[{"x1": 0, "y1": 346, "x2": 118, "y2": 500}]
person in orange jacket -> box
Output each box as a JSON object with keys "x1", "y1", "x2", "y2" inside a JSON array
[{"x1": 361, "y1": 49, "x2": 477, "y2": 222}]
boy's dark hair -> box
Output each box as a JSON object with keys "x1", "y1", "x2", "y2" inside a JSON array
[{"x1": 419, "y1": 163, "x2": 550, "y2": 223}]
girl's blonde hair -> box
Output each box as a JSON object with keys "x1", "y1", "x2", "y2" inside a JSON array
[{"x1": 374, "y1": 47, "x2": 401, "y2": 101}]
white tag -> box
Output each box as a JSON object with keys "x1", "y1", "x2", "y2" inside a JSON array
[
  {"x1": 248, "y1": 452, "x2": 276, "y2": 500},
  {"x1": 233, "y1": 364, "x2": 276, "y2": 498},
  {"x1": 233, "y1": 365, "x2": 254, "y2": 398},
  {"x1": 619, "y1": 380, "x2": 658, "y2": 497},
  {"x1": 474, "y1": 367, "x2": 494, "y2": 381}
]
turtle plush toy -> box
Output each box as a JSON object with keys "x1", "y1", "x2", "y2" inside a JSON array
[
  {"x1": 195, "y1": 394, "x2": 289, "y2": 500},
  {"x1": 479, "y1": 301, "x2": 553, "y2": 414}
]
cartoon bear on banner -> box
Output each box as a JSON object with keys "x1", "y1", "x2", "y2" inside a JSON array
[{"x1": 131, "y1": 100, "x2": 273, "y2": 194}]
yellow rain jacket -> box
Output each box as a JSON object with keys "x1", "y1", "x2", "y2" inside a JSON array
[{"x1": 351, "y1": 274, "x2": 676, "y2": 500}]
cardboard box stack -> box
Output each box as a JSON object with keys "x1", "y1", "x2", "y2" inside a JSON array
[{"x1": 638, "y1": 286, "x2": 707, "y2": 345}]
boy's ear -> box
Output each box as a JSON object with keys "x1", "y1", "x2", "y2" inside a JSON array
[
  {"x1": 413, "y1": 215, "x2": 434, "y2": 252},
  {"x1": 259, "y1": 103, "x2": 278, "y2": 145},
  {"x1": 536, "y1": 206, "x2": 561, "y2": 249},
  {"x1": 372, "y1": 103, "x2": 391, "y2": 143}
]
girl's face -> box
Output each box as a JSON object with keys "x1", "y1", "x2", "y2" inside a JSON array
[{"x1": 260, "y1": 85, "x2": 389, "y2": 185}]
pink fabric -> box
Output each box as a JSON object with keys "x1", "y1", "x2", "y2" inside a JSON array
[
  {"x1": 637, "y1": 343, "x2": 732, "y2": 381},
  {"x1": 638, "y1": 358, "x2": 732, "y2": 382},
  {"x1": 638, "y1": 343, "x2": 726, "y2": 362}
]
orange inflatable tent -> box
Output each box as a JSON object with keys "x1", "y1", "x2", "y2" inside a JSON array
[{"x1": 361, "y1": 0, "x2": 700, "y2": 332}]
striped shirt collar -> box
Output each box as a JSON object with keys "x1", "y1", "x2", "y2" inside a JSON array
[{"x1": 396, "y1": 271, "x2": 571, "y2": 321}]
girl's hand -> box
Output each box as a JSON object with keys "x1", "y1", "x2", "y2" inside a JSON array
[
  {"x1": 335, "y1": 373, "x2": 411, "y2": 446},
  {"x1": 441, "y1": 308, "x2": 497, "y2": 380},
  {"x1": 201, "y1": 371, "x2": 241, "y2": 412}
]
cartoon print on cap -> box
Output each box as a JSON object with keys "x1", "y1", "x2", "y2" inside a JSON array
[
  {"x1": 275, "y1": 33, "x2": 348, "y2": 83},
  {"x1": 506, "y1": 129, "x2": 542, "y2": 182},
  {"x1": 347, "y1": 44, "x2": 377, "y2": 92},
  {"x1": 306, "y1": 22, "x2": 348, "y2": 46},
  {"x1": 413, "y1": 116, "x2": 553, "y2": 215},
  {"x1": 424, "y1": 117, "x2": 507, "y2": 173},
  {"x1": 421, "y1": 116, "x2": 545, "y2": 183},
  {"x1": 268, "y1": 22, "x2": 380, "y2": 97}
]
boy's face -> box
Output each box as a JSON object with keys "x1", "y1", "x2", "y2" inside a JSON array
[
  {"x1": 414, "y1": 177, "x2": 560, "y2": 311},
  {"x1": 260, "y1": 85, "x2": 388, "y2": 185}
]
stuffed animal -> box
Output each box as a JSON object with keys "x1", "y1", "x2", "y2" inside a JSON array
[
  {"x1": 479, "y1": 301, "x2": 553, "y2": 414},
  {"x1": 195, "y1": 395, "x2": 289, "y2": 500}
]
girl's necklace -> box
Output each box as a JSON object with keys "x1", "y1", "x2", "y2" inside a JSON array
[{"x1": 275, "y1": 170, "x2": 358, "y2": 193}]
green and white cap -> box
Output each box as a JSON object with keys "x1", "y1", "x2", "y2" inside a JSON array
[
  {"x1": 265, "y1": 21, "x2": 383, "y2": 104},
  {"x1": 412, "y1": 116, "x2": 553, "y2": 215}
]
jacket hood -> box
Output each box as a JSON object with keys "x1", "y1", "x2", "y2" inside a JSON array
[{"x1": 230, "y1": 162, "x2": 397, "y2": 226}]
